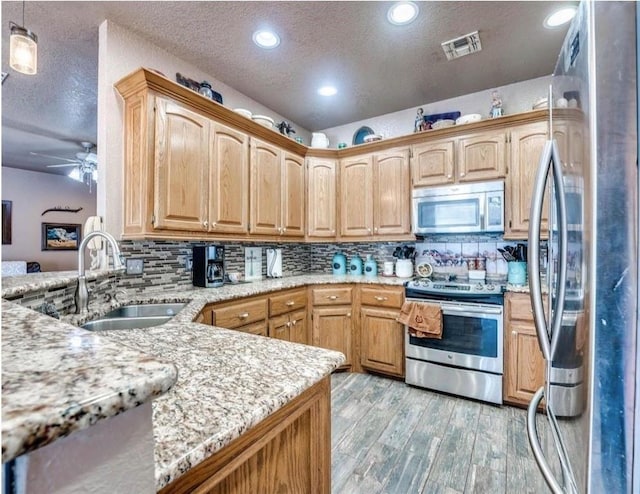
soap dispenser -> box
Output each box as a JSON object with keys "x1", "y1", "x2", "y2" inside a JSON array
[
  {"x1": 349, "y1": 254, "x2": 363, "y2": 275},
  {"x1": 332, "y1": 251, "x2": 347, "y2": 275},
  {"x1": 364, "y1": 254, "x2": 378, "y2": 277}
]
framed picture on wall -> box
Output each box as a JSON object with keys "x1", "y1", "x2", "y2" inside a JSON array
[
  {"x1": 41, "y1": 223, "x2": 81, "y2": 251},
  {"x1": 2, "y1": 200, "x2": 11, "y2": 245}
]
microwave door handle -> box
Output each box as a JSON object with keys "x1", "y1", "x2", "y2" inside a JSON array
[
  {"x1": 528, "y1": 140, "x2": 553, "y2": 362},
  {"x1": 549, "y1": 139, "x2": 568, "y2": 360}
]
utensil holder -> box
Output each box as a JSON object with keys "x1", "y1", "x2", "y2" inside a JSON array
[
  {"x1": 395, "y1": 259, "x2": 414, "y2": 278},
  {"x1": 507, "y1": 261, "x2": 527, "y2": 285}
]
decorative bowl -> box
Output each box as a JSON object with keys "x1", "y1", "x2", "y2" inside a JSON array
[
  {"x1": 252, "y1": 115, "x2": 275, "y2": 128},
  {"x1": 432, "y1": 119, "x2": 456, "y2": 130},
  {"x1": 456, "y1": 114, "x2": 482, "y2": 125},
  {"x1": 363, "y1": 134, "x2": 383, "y2": 143},
  {"x1": 233, "y1": 108, "x2": 252, "y2": 118}
]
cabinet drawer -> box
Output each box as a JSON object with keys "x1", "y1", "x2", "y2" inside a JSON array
[
  {"x1": 269, "y1": 289, "x2": 307, "y2": 316},
  {"x1": 360, "y1": 286, "x2": 404, "y2": 309},
  {"x1": 236, "y1": 320, "x2": 268, "y2": 337},
  {"x1": 507, "y1": 293, "x2": 548, "y2": 322},
  {"x1": 312, "y1": 287, "x2": 352, "y2": 306},
  {"x1": 214, "y1": 299, "x2": 267, "y2": 328}
]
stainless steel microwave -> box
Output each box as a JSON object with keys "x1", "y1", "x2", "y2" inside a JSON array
[{"x1": 412, "y1": 180, "x2": 504, "y2": 235}]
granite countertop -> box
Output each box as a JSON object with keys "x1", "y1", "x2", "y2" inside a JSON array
[
  {"x1": 1, "y1": 269, "x2": 115, "y2": 298},
  {"x1": 1, "y1": 300, "x2": 178, "y2": 463}
]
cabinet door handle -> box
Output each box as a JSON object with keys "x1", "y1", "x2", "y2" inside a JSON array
[
  {"x1": 374, "y1": 296, "x2": 388, "y2": 301},
  {"x1": 282, "y1": 227, "x2": 287, "y2": 233},
  {"x1": 291, "y1": 319, "x2": 297, "y2": 326},
  {"x1": 286, "y1": 301, "x2": 295, "y2": 306},
  {"x1": 512, "y1": 330, "x2": 518, "y2": 336},
  {"x1": 328, "y1": 295, "x2": 338, "y2": 300},
  {"x1": 331, "y1": 229, "x2": 336, "y2": 234},
  {"x1": 238, "y1": 312, "x2": 249, "y2": 319},
  {"x1": 459, "y1": 172, "x2": 465, "y2": 177},
  {"x1": 447, "y1": 174, "x2": 452, "y2": 179},
  {"x1": 203, "y1": 220, "x2": 208, "y2": 227},
  {"x1": 374, "y1": 227, "x2": 378, "y2": 233},
  {"x1": 286, "y1": 321, "x2": 291, "y2": 328},
  {"x1": 347, "y1": 313, "x2": 351, "y2": 317},
  {"x1": 212, "y1": 222, "x2": 217, "y2": 228},
  {"x1": 367, "y1": 228, "x2": 372, "y2": 233}
]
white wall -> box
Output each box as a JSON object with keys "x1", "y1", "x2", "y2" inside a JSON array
[
  {"x1": 1, "y1": 167, "x2": 97, "y2": 271},
  {"x1": 319, "y1": 75, "x2": 553, "y2": 146},
  {"x1": 97, "y1": 20, "x2": 311, "y2": 237}
]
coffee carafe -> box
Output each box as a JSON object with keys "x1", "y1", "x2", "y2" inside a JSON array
[{"x1": 193, "y1": 245, "x2": 225, "y2": 287}]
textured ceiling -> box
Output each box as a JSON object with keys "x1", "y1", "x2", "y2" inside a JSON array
[{"x1": 1, "y1": 1, "x2": 573, "y2": 176}]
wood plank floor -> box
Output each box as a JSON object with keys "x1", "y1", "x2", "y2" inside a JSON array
[{"x1": 331, "y1": 372, "x2": 551, "y2": 494}]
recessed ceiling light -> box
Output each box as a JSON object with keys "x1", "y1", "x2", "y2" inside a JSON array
[
  {"x1": 318, "y1": 85, "x2": 337, "y2": 97},
  {"x1": 387, "y1": 2, "x2": 419, "y2": 26},
  {"x1": 544, "y1": 7, "x2": 577, "y2": 28},
  {"x1": 252, "y1": 29, "x2": 280, "y2": 49}
]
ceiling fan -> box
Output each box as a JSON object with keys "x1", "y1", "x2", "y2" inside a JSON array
[{"x1": 30, "y1": 141, "x2": 98, "y2": 188}]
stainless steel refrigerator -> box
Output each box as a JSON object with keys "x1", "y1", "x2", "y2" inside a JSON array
[{"x1": 526, "y1": 1, "x2": 638, "y2": 493}]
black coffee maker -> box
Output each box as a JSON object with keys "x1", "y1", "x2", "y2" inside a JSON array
[{"x1": 193, "y1": 245, "x2": 224, "y2": 288}]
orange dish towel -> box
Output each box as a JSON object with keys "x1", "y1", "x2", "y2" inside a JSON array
[{"x1": 397, "y1": 301, "x2": 443, "y2": 339}]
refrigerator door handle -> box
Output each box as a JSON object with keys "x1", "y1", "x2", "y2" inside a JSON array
[
  {"x1": 528, "y1": 140, "x2": 554, "y2": 361},
  {"x1": 549, "y1": 140, "x2": 569, "y2": 360},
  {"x1": 527, "y1": 387, "x2": 565, "y2": 494}
]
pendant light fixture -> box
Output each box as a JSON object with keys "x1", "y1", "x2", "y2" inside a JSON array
[{"x1": 9, "y1": 0, "x2": 38, "y2": 75}]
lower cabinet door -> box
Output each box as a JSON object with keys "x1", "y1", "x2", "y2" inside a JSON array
[
  {"x1": 268, "y1": 313, "x2": 291, "y2": 341},
  {"x1": 311, "y1": 306, "x2": 352, "y2": 368},
  {"x1": 360, "y1": 307, "x2": 404, "y2": 377},
  {"x1": 289, "y1": 309, "x2": 308, "y2": 345},
  {"x1": 505, "y1": 320, "x2": 545, "y2": 405}
]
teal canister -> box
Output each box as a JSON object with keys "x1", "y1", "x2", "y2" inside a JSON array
[
  {"x1": 364, "y1": 254, "x2": 378, "y2": 277},
  {"x1": 349, "y1": 254, "x2": 363, "y2": 275},
  {"x1": 507, "y1": 261, "x2": 527, "y2": 285},
  {"x1": 332, "y1": 251, "x2": 347, "y2": 275}
]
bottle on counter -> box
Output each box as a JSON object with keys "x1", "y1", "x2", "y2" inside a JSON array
[{"x1": 364, "y1": 255, "x2": 377, "y2": 277}]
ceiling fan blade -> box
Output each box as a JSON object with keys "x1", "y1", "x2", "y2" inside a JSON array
[
  {"x1": 30, "y1": 151, "x2": 79, "y2": 163},
  {"x1": 46, "y1": 163, "x2": 79, "y2": 168}
]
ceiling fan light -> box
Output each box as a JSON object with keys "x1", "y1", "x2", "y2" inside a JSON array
[
  {"x1": 9, "y1": 23, "x2": 37, "y2": 75},
  {"x1": 68, "y1": 167, "x2": 82, "y2": 182}
]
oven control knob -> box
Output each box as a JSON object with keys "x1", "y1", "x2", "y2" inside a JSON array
[
  {"x1": 486, "y1": 283, "x2": 495, "y2": 291},
  {"x1": 476, "y1": 283, "x2": 484, "y2": 290}
]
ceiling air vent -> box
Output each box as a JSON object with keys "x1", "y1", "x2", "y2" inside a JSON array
[{"x1": 441, "y1": 30, "x2": 482, "y2": 61}]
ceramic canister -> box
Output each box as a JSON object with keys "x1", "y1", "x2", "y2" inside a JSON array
[
  {"x1": 364, "y1": 255, "x2": 377, "y2": 277},
  {"x1": 349, "y1": 254, "x2": 363, "y2": 275},
  {"x1": 332, "y1": 251, "x2": 347, "y2": 275},
  {"x1": 395, "y1": 259, "x2": 414, "y2": 278},
  {"x1": 507, "y1": 261, "x2": 527, "y2": 285}
]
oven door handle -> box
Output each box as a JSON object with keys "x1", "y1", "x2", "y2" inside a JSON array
[{"x1": 440, "y1": 304, "x2": 503, "y2": 315}]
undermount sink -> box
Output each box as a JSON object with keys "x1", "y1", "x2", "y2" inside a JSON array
[
  {"x1": 103, "y1": 303, "x2": 186, "y2": 318},
  {"x1": 82, "y1": 316, "x2": 172, "y2": 331},
  {"x1": 81, "y1": 303, "x2": 187, "y2": 331}
]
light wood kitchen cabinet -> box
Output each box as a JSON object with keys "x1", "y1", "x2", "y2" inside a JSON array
[
  {"x1": 339, "y1": 149, "x2": 410, "y2": 239},
  {"x1": 250, "y1": 139, "x2": 281, "y2": 235},
  {"x1": 268, "y1": 288, "x2": 308, "y2": 344},
  {"x1": 208, "y1": 122, "x2": 250, "y2": 234},
  {"x1": 373, "y1": 149, "x2": 411, "y2": 235},
  {"x1": 212, "y1": 297, "x2": 268, "y2": 329},
  {"x1": 306, "y1": 158, "x2": 337, "y2": 238},
  {"x1": 412, "y1": 139, "x2": 456, "y2": 186},
  {"x1": 504, "y1": 292, "x2": 546, "y2": 407},
  {"x1": 154, "y1": 97, "x2": 210, "y2": 231},
  {"x1": 359, "y1": 286, "x2": 405, "y2": 377},
  {"x1": 456, "y1": 129, "x2": 507, "y2": 182},
  {"x1": 339, "y1": 154, "x2": 373, "y2": 237},
  {"x1": 311, "y1": 286, "x2": 353, "y2": 369},
  {"x1": 505, "y1": 122, "x2": 550, "y2": 238},
  {"x1": 250, "y1": 139, "x2": 305, "y2": 237}
]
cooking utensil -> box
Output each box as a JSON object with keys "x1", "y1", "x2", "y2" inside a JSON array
[{"x1": 498, "y1": 248, "x2": 516, "y2": 262}]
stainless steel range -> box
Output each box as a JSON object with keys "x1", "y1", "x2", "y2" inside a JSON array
[{"x1": 404, "y1": 278, "x2": 504, "y2": 404}]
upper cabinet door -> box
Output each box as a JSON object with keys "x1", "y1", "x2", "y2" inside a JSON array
[
  {"x1": 374, "y1": 149, "x2": 411, "y2": 235},
  {"x1": 339, "y1": 155, "x2": 373, "y2": 237},
  {"x1": 456, "y1": 130, "x2": 507, "y2": 183},
  {"x1": 208, "y1": 122, "x2": 249, "y2": 234},
  {"x1": 506, "y1": 122, "x2": 550, "y2": 238},
  {"x1": 250, "y1": 138, "x2": 281, "y2": 235},
  {"x1": 154, "y1": 98, "x2": 209, "y2": 231},
  {"x1": 411, "y1": 139, "x2": 455, "y2": 187},
  {"x1": 281, "y1": 152, "x2": 305, "y2": 237},
  {"x1": 307, "y1": 158, "x2": 337, "y2": 238}
]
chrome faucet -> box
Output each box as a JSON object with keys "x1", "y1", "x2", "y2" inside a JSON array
[{"x1": 75, "y1": 231, "x2": 124, "y2": 314}]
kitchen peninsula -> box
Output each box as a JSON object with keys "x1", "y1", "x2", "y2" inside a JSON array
[{"x1": 2, "y1": 273, "x2": 365, "y2": 493}]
